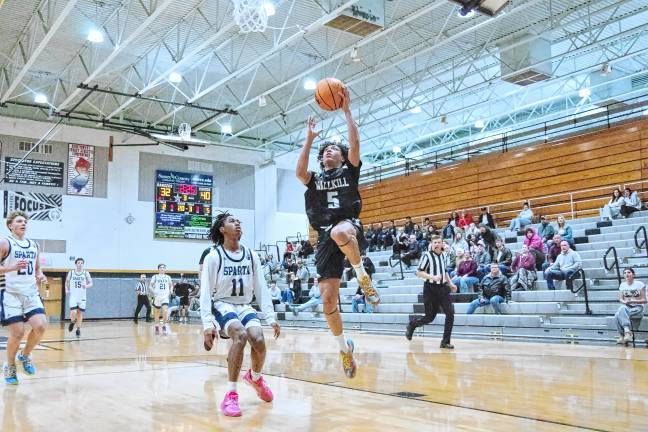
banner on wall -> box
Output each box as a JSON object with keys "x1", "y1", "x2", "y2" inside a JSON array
[
  {"x1": 3, "y1": 191, "x2": 62, "y2": 221},
  {"x1": 67, "y1": 144, "x2": 94, "y2": 196},
  {"x1": 4, "y1": 157, "x2": 64, "y2": 187}
]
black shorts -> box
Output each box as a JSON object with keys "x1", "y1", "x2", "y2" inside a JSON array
[
  {"x1": 315, "y1": 219, "x2": 367, "y2": 280},
  {"x1": 179, "y1": 296, "x2": 189, "y2": 306}
]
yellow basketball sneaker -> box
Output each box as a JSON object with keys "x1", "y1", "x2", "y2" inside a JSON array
[
  {"x1": 358, "y1": 274, "x2": 380, "y2": 306},
  {"x1": 340, "y1": 339, "x2": 357, "y2": 378}
]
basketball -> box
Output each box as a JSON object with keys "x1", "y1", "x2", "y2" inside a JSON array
[{"x1": 315, "y1": 77, "x2": 345, "y2": 111}]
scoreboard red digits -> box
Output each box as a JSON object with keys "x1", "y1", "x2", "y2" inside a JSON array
[{"x1": 178, "y1": 184, "x2": 197, "y2": 195}]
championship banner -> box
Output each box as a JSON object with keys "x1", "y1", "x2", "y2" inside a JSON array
[
  {"x1": 3, "y1": 191, "x2": 62, "y2": 221},
  {"x1": 4, "y1": 157, "x2": 64, "y2": 187},
  {"x1": 67, "y1": 144, "x2": 94, "y2": 196}
]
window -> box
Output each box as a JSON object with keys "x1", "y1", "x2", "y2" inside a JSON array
[{"x1": 18, "y1": 141, "x2": 52, "y2": 154}]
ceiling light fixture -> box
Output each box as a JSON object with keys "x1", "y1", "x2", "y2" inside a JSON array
[
  {"x1": 264, "y1": 1, "x2": 276, "y2": 17},
  {"x1": 350, "y1": 46, "x2": 360, "y2": 62},
  {"x1": 87, "y1": 29, "x2": 104, "y2": 43},
  {"x1": 258, "y1": 95, "x2": 267, "y2": 107},
  {"x1": 304, "y1": 79, "x2": 317, "y2": 90},
  {"x1": 474, "y1": 120, "x2": 485, "y2": 128},
  {"x1": 409, "y1": 106, "x2": 422, "y2": 114},
  {"x1": 392, "y1": 146, "x2": 401, "y2": 154},
  {"x1": 579, "y1": 88, "x2": 591, "y2": 98},
  {"x1": 169, "y1": 72, "x2": 182, "y2": 83},
  {"x1": 221, "y1": 124, "x2": 233, "y2": 134},
  {"x1": 34, "y1": 94, "x2": 48, "y2": 104}
]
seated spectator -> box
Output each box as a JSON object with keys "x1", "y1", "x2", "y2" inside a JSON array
[
  {"x1": 403, "y1": 216, "x2": 414, "y2": 235},
  {"x1": 451, "y1": 250, "x2": 479, "y2": 293},
  {"x1": 352, "y1": 285, "x2": 374, "y2": 313},
  {"x1": 443, "y1": 241, "x2": 456, "y2": 272},
  {"x1": 478, "y1": 207, "x2": 495, "y2": 229},
  {"x1": 478, "y1": 224, "x2": 498, "y2": 261},
  {"x1": 285, "y1": 239, "x2": 294, "y2": 253},
  {"x1": 614, "y1": 268, "x2": 646, "y2": 345},
  {"x1": 402, "y1": 234, "x2": 422, "y2": 269},
  {"x1": 380, "y1": 220, "x2": 397, "y2": 250},
  {"x1": 451, "y1": 231, "x2": 469, "y2": 256},
  {"x1": 293, "y1": 259, "x2": 309, "y2": 301},
  {"x1": 544, "y1": 241, "x2": 582, "y2": 290},
  {"x1": 269, "y1": 282, "x2": 282, "y2": 306},
  {"x1": 523, "y1": 227, "x2": 546, "y2": 270},
  {"x1": 290, "y1": 278, "x2": 322, "y2": 316},
  {"x1": 538, "y1": 215, "x2": 555, "y2": 247},
  {"x1": 392, "y1": 234, "x2": 408, "y2": 260},
  {"x1": 298, "y1": 240, "x2": 314, "y2": 259},
  {"x1": 475, "y1": 242, "x2": 492, "y2": 277},
  {"x1": 509, "y1": 201, "x2": 533, "y2": 232},
  {"x1": 464, "y1": 222, "x2": 479, "y2": 239},
  {"x1": 280, "y1": 283, "x2": 294, "y2": 304},
  {"x1": 266, "y1": 254, "x2": 280, "y2": 276},
  {"x1": 365, "y1": 223, "x2": 377, "y2": 251},
  {"x1": 620, "y1": 187, "x2": 642, "y2": 218},
  {"x1": 510, "y1": 245, "x2": 537, "y2": 291},
  {"x1": 494, "y1": 238, "x2": 513, "y2": 274},
  {"x1": 543, "y1": 234, "x2": 562, "y2": 272},
  {"x1": 457, "y1": 210, "x2": 473, "y2": 230},
  {"x1": 343, "y1": 254, "x2": 375, "y2": 281},
  {"x1": 600, "y1": 188, "x2": 624, "y2": 221},
  {"x1": 412, "y1": 224, "x2": 427, "y2": 251},
  {"x1": 442, "y1": 211, "x2": 458, "y2": 240},
  {"x1": 424, "y1": 225, "x2": 436, "y2": 245},
  {"x1": 422, "y1": 217, "x2": 431, "y2": 230},
  {"x1": 467, "y1": 264, "x2": 510, "y2": 314},
  {"x1": 554, "y1": 215, "x2": 574, "y2": 247}
]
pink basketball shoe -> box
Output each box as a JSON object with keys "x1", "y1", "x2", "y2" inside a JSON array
[
  {"x1": 220, "y1": 391, "x2": 242, "y2": 417},
  {"x1": 243, "y1": 369, "x2": 274, "y2": 402}
]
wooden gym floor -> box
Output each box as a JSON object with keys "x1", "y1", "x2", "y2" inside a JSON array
[{"x1": 1, "y1": 321, "x2": 647, "y2": 431}]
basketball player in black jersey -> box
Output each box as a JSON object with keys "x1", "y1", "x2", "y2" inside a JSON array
[{"x1": 296, "y1": 86, "x2": 379, "y2": 378}]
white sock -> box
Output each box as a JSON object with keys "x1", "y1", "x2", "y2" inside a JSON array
[
  {"x1": 352, "y1": 263, "x2": 368, "y2": 279},
  {"x1": 227, "y1": 381, "x2": 237, "y2": 392},
  {"x1": 251, "y1": 370, "x2": 261, "y2": 381},
  {"x1": 336, "y1": 334, "x2": 349, "y2": 352}
]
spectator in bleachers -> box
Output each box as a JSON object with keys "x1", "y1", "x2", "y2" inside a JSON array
[
  {"x1": 443, "y1": 241, "x2": 456, "y2": 272},
  {"x1": 290, "y1": 277, "x2": 322, "y2": 317},
  {"x1": 392, "y1": 234, "x2": 408, "y2": 260},
  {"x1": 294, "y1": 259, "x2": 309, "y2": 302},
  {"x1": 424, "y1": 225, "x2": 436, "y2": 244},
  {"x1": 475, "y1": 241, "x2": 492, "y2": 277},
  {"x1": 298, "y1": 240, "x2": 314, "y2": 259},
  {"x1": 451, "y1": 231, "x2": 469, "y2": 256},
  {"x1": 600, "y1": 188, "x2": 624, "y2": 221},
  {"x1": 478, "y1": 224, "x2": 498, "y2": 261},
  {"x1": 280, "y1": 283, "x2": 294, "y2": 304},
  {"x1": 269, "y1": 282, "x2": 282, "y2": 306},
  {"x1": 451, "y1": 250, "x2": 479, "y2": 293},
  {"x1": 413, "y1": 224, "x2": 426, "y2": 249},
  {"x1": 366, "y1": 223, "x2": 379, "y2": 252},
  {"x1": 266, "y1": 254, "x2": 280, "y2": 278},
  {"x1": 543, "y1": 234, "x2": 562, "y2": 272},
  {"x1": 402, "y1": 234, "x2": 422, "y2": 269},
  {"x1": 457, "y1": 210, "x2": 473, "y2": 230},
  {"x1": 464, "y1": 222, "x2": 479, "y2": 240},
  {"x1": 510, "y1": 245, "x2": 537, "y2": 291},
  {"x1": 494, "y1": 238, "x2": 513, "y2": 274},
  {"x1": 544, "y1": 240, "x2": 582, "y2": 290},
  {"x1": 478, "y1": 207, "x2": 495, "y2": 229},
  {"x1": 620, "y1": 187, "x2": 642, "y2": 218},
  {"x1": 380, "y1": 220, "x2": 397, "y2": 250},
  {"x1": 538, "y1": 215, "x2": 556, "y2": 247},
  {"x1": 614, "y1": 267, "x2": 646, "y2": 345},
  {"x1": 352, "y1": 285, "x2": 374, "y2": 313},
  {"x1": 523, "y1": 227, "x2": 546, "y2": 270},
  {"x1": 422, "y1": 217, "x2": 431, "y2": 230},
  {"x1": 285, "y1": 239, "x2": 294, "y2": 254},
  {"x1": 467, "y1": 263, "x2": 510, "y2": 314},
  {"x1": 555, "y1": 215, "x2": 574, "y2": 247},
  {"x1": 508, "y1": 202, "x2": 533, "y2": 232},
  {"x1": 442, "y1": 211, "x2": 458, "y2": 240},
  {"x1": 403, "y1": 216, "x2": 414, "y2": 235}
]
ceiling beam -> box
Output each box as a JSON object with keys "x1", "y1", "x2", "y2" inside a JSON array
[
  {"x1": 56, "y1": 0, "x2": 178, "y2": 111},
  {"x1": 0, "y1": 0, "x2": 81, "y2": 103}
]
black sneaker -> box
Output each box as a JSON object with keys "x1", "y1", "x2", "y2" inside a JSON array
[
  {"x1": 440, "y1": 342, "x2": 454, "y2": 349},
  {"x1": 75, "y1": 329, "x2": 81, "y2": 337},
  {"x1": 68, "y1": 322, "x2": 75, "y2": 332},
  {"x1": 405, "y1": 322, "x2": 415, "y2": 341}
]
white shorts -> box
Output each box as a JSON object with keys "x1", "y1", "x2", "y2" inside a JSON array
[
  {"x1": 211, "y1": 302, "x2": 260, "y2": 333},
  {"x1": 1, "y1": 290, "x2": 45, "y2": 326},
  {"x1": 153, "y1": 296, "x2": 169, "y2": 308},
  {"x1": 69, "y1": 293, "x2": 87, "y2": 311}
]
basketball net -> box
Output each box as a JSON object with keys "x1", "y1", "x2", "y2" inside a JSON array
[{"x1": 231, "y1": 0, "x2": 268, "y2": 33}]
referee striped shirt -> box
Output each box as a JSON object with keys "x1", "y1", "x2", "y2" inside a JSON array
[
  {"x1": 136, "y1": 281, "x2": 147, "y2": 295},
  {"x1": 418, "y1": 251, "x2": 446, "y2": 284}
]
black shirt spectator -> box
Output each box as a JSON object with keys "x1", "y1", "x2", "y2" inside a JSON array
[
  {"x1": 403, "y1": 216, "x2": 414, "y2": 235},
  {"x1": 478, "y1": 207, "x2": 495, "y2": 229}
]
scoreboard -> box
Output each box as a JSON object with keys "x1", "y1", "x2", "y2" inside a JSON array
[{"x1": 155, "y1": 170, "x2": 213, "y2": 240}]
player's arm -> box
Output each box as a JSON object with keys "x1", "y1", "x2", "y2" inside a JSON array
[
  {"x1": 200, "y1": 253, "x2": 220, "y2": 332},
  {"x1": 251, "y1": 251, "x2": 280, "y2": 338},
  {"x1": 85, "y1": 272, "x2": 93, "y2": 289},
  {"x1": 65, "y1": 270, "x2": 71, "y2": 293},
  {"x1": 296, "y1": 116, "x2": 321, "y2": 185},
  {"x1": 34, "y1": 244, "x2": 47, "y2": 284},
  {"x1": 0, "y1": 239, "x2": 26, "y2": 275},
  {"x1": 340, "y1": 86, "x2": 360, "y2": 167}
]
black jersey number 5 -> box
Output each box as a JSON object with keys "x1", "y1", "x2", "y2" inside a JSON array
[{"x1": 327, "y1": 191, "x2": 340, "y2": 209}]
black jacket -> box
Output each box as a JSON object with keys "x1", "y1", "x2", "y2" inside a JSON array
[
  {"x1": 479, "y1": 273, "x2": 510, "y2": 300},
  {"x1": 495, "y1": 246, "x2": 513, "y2": 266}
]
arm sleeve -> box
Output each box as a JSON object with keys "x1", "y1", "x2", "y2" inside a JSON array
[
  {"x1": 200, "y1": 253, "x2": 220, "y2": 331},
  {"x1": 251, "y1": 251, "x2": 276, "y2": 325}
]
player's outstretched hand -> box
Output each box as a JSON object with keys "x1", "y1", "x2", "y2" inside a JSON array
[
  {"x1": 338, "y1": 86, "x2": 351, "y2": 113},
  {"x1": 36, "y1": 273, "x2": 47, "y2": 284},
  {"x1": 203, "y1": 327, "x2": 218, "y2": 351},
  {"x1": 306, "y1": 116, "x2": 322, "y2": 142},
  {"x1": 271, "y1": 322, "x2": 281, "y2": 339}
]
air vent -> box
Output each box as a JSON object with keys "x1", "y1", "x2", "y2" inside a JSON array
[
  {"x1": 631, "y1": 73, "x2": 648, "y2": 89},
  {"x1": 325, "y1": 1, "x2": 384, "y2": 37}
]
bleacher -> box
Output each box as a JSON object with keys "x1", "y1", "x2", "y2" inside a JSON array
[{"x1": 274, "y1": 210, "x2": 648, "y2": 345}]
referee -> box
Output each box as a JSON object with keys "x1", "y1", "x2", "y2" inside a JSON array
[
  {"x1": 134, "y1": 274, "x2": 151, "y2": 323},
  {"x1": 405, "y1": 235, "x2": 458, "y2": 348}
]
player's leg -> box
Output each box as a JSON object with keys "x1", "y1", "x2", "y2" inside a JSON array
[
  {"x1": 330, "y1": 221, "x2": 379, "y2": 305},
  {"x1": 153, "y1": 304, "x2": 161, "y2": 334},
  {"x1": 161, "y1": 304, "x2": 168, "y2": 333},
  {"x1": 75, "y1": 304, "x2": 84, "y2": 337},
  {"x1": 3, "y1": 321, "x2": 24, "y2": 384},
  {"x1": 221, "y1": 319, "x2": 247, "y2": 416},
  {"x1": 319, "y1": 278, "x2": 357, "y2": 378},
  {"x1": 68, "y1": 305, "x2": 77, "y2": 332},
  {"x1": 19, "y1": 311, "x2": 47, "y2": 375},
  {"x1": 243, "y1": 322, "x2": 273, "y2": 402}
]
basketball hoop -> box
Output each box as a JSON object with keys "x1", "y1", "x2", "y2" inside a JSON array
[
  {"x1": 178, "y1": 123, "x2": 191, "y2": 140},
  {"x1": 231, "y1": 0, "x2": 268, "y2": 33}
]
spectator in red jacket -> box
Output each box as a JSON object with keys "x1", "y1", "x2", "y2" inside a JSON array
[
  {"x1": 451, "y1": 250, "x2": 479, "y2": 293},
  {"x1": 543, "y1": 234, "x2": 562, "y2": 271},
  {"x1": 523, "y1": 227, "x2": 546, "y2": 270},
  {"x1": 510, "y1": 245, "x2": 538, "y2": 291},
  {"x1": 457, "y1": 210, "x2": 474, "y2": 230}
]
